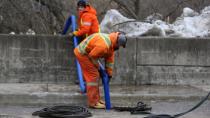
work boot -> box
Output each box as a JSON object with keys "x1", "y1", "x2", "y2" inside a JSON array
[
  {"x1": 90, "y1": 102, "x2": 105, "y2": 109},
  {"x1": 99, "y1": 100, "x2": 105, "y2": 105}
]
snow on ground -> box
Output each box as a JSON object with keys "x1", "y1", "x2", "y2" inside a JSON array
[
  {"x1": 26, "y1": 29, "x2": 36, "y2": 35},
  {"x1": 100, "y1": 6, "x2": 210, "y2": 37}
]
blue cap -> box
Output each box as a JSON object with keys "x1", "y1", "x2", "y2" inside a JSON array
[{"x1": 77, "y1": 0, "x2": 87, "y2": 7}]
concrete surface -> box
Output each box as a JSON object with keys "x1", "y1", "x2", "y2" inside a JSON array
[
  {"x1": 0, "y1": 100, "x2": 209, "y2": 118},
  {"x1": 0, "y1": 35, "x2": 210, "y2": 85},
  {"x1": 0, "y1": 35, "x2": 210, "y2": 118},
  {"x1": 0, "y1": 83, "x2": 209, "y2": 106}
]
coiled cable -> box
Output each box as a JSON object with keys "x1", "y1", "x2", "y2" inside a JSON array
[
  {"x1": 113, "y1": 101, "x2": 152, "y2": 114},
  {"x1": 32, "y1": 105, "x2": 92, "y2": 118}
]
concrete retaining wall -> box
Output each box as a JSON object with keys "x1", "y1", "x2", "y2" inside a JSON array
[
  {"x1": 114, "y1": 37, "x2": 210, "y2": 85},
  {"x1": 0, "y1": 35, "x2": 76, "y2": 83},
  {"x1": 135, "y1": 38, "x2": 210, "y2": 85},
  {"x1": 0, "y1": 35, "x2": 210, "y2": 85}
]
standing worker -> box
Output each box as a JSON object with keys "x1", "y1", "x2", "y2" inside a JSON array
[
  {"x1": 73, "y1": 0, "x2": 100, "y2": 39},
  {"x1": 74, "y1": 32, "x2": 127, "y2": 109}
]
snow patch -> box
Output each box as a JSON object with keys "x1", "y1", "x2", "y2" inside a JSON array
[
  {"x1": 100, "y1": 6, "x2": 210, "y2": 37},
  {"x1": 26, "y1": 29, "x2": 36, "y2": 35},
  {"x1": 9, "y1": 32, "x2": 15, "y2": 35}
]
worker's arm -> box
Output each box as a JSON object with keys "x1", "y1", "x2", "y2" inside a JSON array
[
  {"x1": 75, "y1": 14, "x2": 92, "y2": 36},
  {"x1": 105, "y1": 52, "x2": 114, "y2": 77}
]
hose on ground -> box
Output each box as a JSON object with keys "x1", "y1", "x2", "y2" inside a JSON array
[
  {"x1": 144, "y1": 91, "x2": 210, "y2": 118},
  {"x1": 113, "y1": 101, "x2": 152, "y2": 114},
  {"x1": 32, "y1": 105, "x2": 92, "y2": 118}
]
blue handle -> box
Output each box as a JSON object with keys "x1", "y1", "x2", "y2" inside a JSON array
[
  {"x1": 62, "y1": 16, "x2": 72, "y2": 35},
  {"x1": 71, "y1": 15, "x2": 86, "y2": 93},
  {"x1": 99, "y1": 62, "x2": 112, "y2": 110},
  {"x1": 63, "y1": 15, "x2": 86, "y2": 93}
]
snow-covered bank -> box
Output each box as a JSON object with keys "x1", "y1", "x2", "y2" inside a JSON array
[{"x1": 100, "y1": 6, "x2": 210, "y2": 37}]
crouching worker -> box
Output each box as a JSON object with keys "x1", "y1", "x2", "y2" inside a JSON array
[{"x1": 74, "y1": 32, "x2": 127, "y2": 109}]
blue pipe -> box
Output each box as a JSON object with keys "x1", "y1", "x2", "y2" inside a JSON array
[
  {"x1": 71, "y1": 15, "x2": 86, "y2": 93},
  {"x1": 62, "y1": 15, "x2": 86, "y2": 93},
  {"x1": 62, "y1": 16, "x2": 72, "y2": 35},
  {"x1": 99, "y1": 62, "x2": 112, "y2": 110}
]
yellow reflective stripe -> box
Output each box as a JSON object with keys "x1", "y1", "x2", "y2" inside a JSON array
[
  {"x1": 90, "y1": 57, "x2": 98, "y2": 65},
  {"x1": 99, "y1": 25, "x2": 101, "y2": 33},
  {"x1": 99, "y1": 33, "x2": 111, "y2": 48},
  {"x1": 86, "y1": 82, "x2": 98, "y2": 86},
  {"x1": 78, "y1": 34, "x2": 95, "y2": 54},
  {"x1": 78, "y1": 45, "x2": 86, "y2": 54},
  {"x1": 106, "y1": 62, "x2": 114, "y2": 69}
]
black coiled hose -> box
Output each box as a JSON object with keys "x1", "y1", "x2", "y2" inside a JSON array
[{"x1": 32, "y1": 105, "x2": 92, "y2": 118}]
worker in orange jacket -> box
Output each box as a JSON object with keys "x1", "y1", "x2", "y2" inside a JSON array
[
  {"x1": 74, "y1": 32, "x2": 127, "y2": 109},
  {"x1": 73, "y1": 0, "x2": 99, "y2": 38}
]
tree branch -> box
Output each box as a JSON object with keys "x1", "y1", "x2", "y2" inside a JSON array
[
  {"x1": 113, "y1": 0, "x2": 138, "y2": 19},
  {"x1": 164, "y1": 0, "x2": 191, "y2": 19}
]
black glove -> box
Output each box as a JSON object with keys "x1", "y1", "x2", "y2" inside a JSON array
[{"x1": 108, "y1": 75, "x2": 112, "y2": 83}]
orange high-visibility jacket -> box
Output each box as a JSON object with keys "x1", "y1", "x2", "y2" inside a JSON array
[
  {"x1": 77, "y1": 5, "x2": 99, "y2": 37},
  {"x1": 76, "y1": 32, "x2": 119, "y2": 76}
]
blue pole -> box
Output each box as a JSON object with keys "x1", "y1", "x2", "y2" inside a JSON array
[
  {"x1": 62, "y1": 16, "x2": 72, "y2": 35},
  {"x1": 99, "y1": 62, "x2": 111, "y2": 110},
  {"x1": 71, "y1": 15, "x2": 86, "y2": 93},
  {"x1": 62, "y1": 15, "x2": 86, "y2": 93}
]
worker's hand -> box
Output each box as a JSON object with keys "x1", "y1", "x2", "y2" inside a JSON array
[
  {"x1": 73, "y1": 31, "x2": 79, "y2": 36},
  {"x1": 108, "y1": 75, "x2": 112, "y2": 83}
]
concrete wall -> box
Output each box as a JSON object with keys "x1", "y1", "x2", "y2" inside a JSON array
[
  {"x1": 136, "y1": 38, "x2": 210, "y2": 85},
  {"x1": 114, "y1": 37, "x2": 210, "y2": 85},
  {"x1": 0, "y1": 34, "x2": 76, "y2": 83},
  {"x1": 0, "y1": 35, "x2": 210, "y2": 85}
]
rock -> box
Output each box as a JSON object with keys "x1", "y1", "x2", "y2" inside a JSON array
[
  {"x1": 0, "y1": 0, "x2": 76, "y2": 34},
  {"x1": 26, "y1": 29, "x2": 35, "y2": 35},
  {"x1": 141, "y1": 26, "x2": 165, "y2": 37},
  {"x1": 9, "y1": 32, "x2": 15, "y2": 35},
  {"x1": 145, "y1": 13, "x2": 163, "y2": 23}
]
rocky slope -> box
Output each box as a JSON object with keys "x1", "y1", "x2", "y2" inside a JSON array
[{"x1": 0, "y1": 0, "x2": 209, "y2": 34}]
